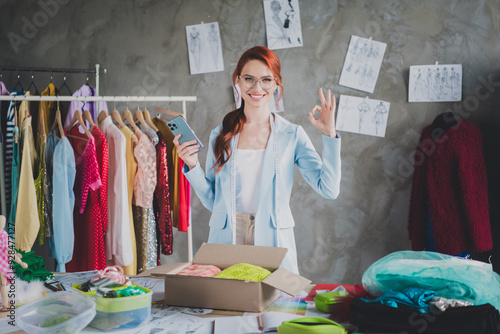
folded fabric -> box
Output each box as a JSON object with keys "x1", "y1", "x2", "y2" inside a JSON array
[
  {"x1": 359, "y1": 287, "x2": 436, "y2": 313},
  {"x1": 177, "y1": 264, "x2": 221, "y2": 277},
  {"x1": 214, "y1": 263, "x2": 271, "y2": 282}
]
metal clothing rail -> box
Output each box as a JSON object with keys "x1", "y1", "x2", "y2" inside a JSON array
[
  {"x1": 0, "y1": 93, "x2": 197, "y2": 262},
  {"x1": 0, "y1": 64, "x2": 102, "y2": 95}
]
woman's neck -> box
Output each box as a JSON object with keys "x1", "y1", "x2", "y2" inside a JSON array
[{"x1": 243, "y1": 106, "x2": 271, "y2": 125}]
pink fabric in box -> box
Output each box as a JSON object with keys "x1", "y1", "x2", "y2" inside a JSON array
[{"x1": 177, "y1": 264, "x2": 221, "y2": 277}]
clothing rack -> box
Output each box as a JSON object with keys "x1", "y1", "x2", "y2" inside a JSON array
[
  {"x1": 0, "y1": 93, "x2": 197, "y2": 262},
  {"x1": 0, "y1": 64, "x2": 102, "y2": 95}
]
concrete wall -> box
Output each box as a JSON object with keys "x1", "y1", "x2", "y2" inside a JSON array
[{"x1": 0, "y1": 0, "x2": 499, "y2": 283}]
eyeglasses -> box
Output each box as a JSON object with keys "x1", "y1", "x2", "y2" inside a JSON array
[{"x1": 238, "y1": 75, "x2": 276, "y2": 90}]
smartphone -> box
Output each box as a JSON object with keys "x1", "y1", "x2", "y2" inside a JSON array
[{"x1": 167, "y1": 116, "x2": 204, "y2": 154}]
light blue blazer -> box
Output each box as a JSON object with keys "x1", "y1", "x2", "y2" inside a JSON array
[{"x1": 183, "y1": 113, "x2": 341, "y2": 274}]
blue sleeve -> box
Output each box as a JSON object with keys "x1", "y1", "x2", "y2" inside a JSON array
[{"x1": 295, "y1": 126, "x2": 341, "y2": 199}]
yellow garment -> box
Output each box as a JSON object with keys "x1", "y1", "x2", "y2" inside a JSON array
[
  {"x1": 15, "y1": 115, "x2": 40, "y2": 252},
  {"x1": 214, "y1": 263, "x2": 272, "y2": 282},
  {"x1": 153, "y1": 118, "x2": 180, "y2": 228},
  {"x1": 38, "y1": 83, "x2": 58, "y2": 142},
  {"x1": 120, "y1": 126, "x2": 137, "y2": 276}
]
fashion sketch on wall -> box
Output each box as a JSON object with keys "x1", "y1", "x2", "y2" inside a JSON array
[
  {"x1": 263, "y1": 0, "x2": 303, "y2": 50},
  {"x1": 339, "y1": 36, "x2": 387, "y2": 93},
  {"x1": 186, "y1": 22, "x2": 224, "y2": 75},
  {"x1": 336, "y1": 95, "x2": 390, "y2": 138},
  {"x1": 408, "y1": 64, "x2": 462, "y2": 102},
  {"x1": 233, "y1": 82, "x2": 285, "y2": 113}
]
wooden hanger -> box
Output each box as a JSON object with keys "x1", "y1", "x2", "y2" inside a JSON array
[
  {"x1": 97, "y1": 110, "x2": 109, "y2": 126},
  {"x1": 64, "y1": 110, "x2": 92, "y2": 139},
  {"x1": 133, "y1": 108, "x2": 150, "y2": 130},
  {"x1": 50, "y1": 109, "x2": 65, "y2": 139},
  {"x1": 82, "y1": 109, "x2": 96, "y2": 129},
  {"x1": 143, "y1": 108, "x2": 159, "y2": 132},
  {"x1": 111, "y1": 109, "x2": 126, "y2": 129},
  {"x1": 154, "y1": 107, "x2": 182, "y2": 118},
  {"x1": 121, "y1": 108, "x2": 139, "y2": 132}
]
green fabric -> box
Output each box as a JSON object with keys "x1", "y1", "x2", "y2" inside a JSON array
[
  {"x1": 214, "y1": 263, "x2": 271, "y2": 282},
  {"x1": 12, "y1": 250, "x2": 54, "y2": 282}
]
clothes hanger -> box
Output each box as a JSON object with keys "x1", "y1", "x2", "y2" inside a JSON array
[
  {"x1": 59, "y1": 73, "x2": 72, "y2": 95},
  {"x1": 133, "y1": 107, "x2": 150, "y2": 130},
  {"x1": 50, "y1": 102, "x2": 65, "y2": 140},
  {"x1": 83, "y1": 109, "x2": 96, "y2": 129},
  {"x1": 143, "y1": 108, "x2": 159, "y2": 132},
  {"x1": 97, "y1": 109, "x2": 109, "y2": 126},
  {"x1": 121, "y1": 106, "x2": 139, "y2": 132},
  {"x1": 64, "y1": 110, "x2": 92, "y2": 139},
  {"x1": 14, "y1": 73, "x2": 24, "y2": 92},
  {"x1": 154, "y1": 106, "x2": 182, "y2": 118},
  {"x1": 26, "y1": 72, "x2": 39, "y2": 93}
]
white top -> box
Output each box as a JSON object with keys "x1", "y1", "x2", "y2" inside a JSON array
[
  {"x1": 100, "y1": 116, "x2": 134, "y2": 266},
  {"x1": 235, "y1": 148, "x2": 266, "y2": 214}
]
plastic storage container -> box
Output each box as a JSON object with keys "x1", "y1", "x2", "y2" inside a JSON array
[
  {"x1": 73, "y1": 283, "x2": 152, "y2": 331},
  {"x1": 314, "y1": 291, "x2": 352, "y2": 313},
  {"x1": 16, "y1": 292, "x2": 96, "y2": 334}
]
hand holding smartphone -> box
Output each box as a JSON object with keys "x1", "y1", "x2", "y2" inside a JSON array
[{"x1": 167, "y1": 116, "x2": 204, "y2": 154}]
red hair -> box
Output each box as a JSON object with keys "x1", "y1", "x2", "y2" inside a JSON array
[{"x1": 212, "y1": 46, "x2": 283, "y2": 173}]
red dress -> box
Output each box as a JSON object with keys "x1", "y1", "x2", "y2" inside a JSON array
[
  {"x1": 92, "y1": 126, "x2": 109, "y2": 234},
  {"x1": 66, "y1": 127, "x2": 107, "y2": 271}
]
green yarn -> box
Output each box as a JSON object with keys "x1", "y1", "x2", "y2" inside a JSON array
[
  {"x1": 12, "y1": 250, "x2": 54, "y2": 282},
  {"x1": 214, "y1": 263, "x2": 272, "y2": 282}
]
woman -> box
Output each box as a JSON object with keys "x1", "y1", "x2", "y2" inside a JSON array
[{"x1": 174, "y1": 46, "x2": 341, "y2": 274}]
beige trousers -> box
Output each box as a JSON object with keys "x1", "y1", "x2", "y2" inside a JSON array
[{"x1": 236, "y1": 213, "x2": 255, "y2": 245}]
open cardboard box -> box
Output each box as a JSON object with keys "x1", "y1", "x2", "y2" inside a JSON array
[{"x1": 147, "y1": 243, "x2": 311, "y2": 312}]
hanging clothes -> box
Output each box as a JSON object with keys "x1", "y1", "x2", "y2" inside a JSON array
[
  {"x1": 92, "y1": 126, "x2": 109, "y2": 236},
  {"x1": 64, "y1": 84, "x2": 108, "y2": 127},
  {"x1": 4, "y1": 89, "x2": 22, "y2": 218},
  {"x1": 0, "y1": 82, "x2": 9, "y2": 216},
  {"x1": 409, "y1": 118, "x2": 492, "y2": 255},
  {"x1": 44, "y1": 131, "x2": 58, "y2": 242},
  {"x1": 65, "y1": 127, "x2": 106, "y2": 272},
  {"x1": 48, "y1": 134, "x2": 76, "y2": 272},
  {"x1": 153, "y1": 117, "x2": 189, "y2": 230},
  {"x1": 151, "y1": 126, "x2": 173, "y2": 256},
  {"x1": 120, "y1": 126, "x2": 138, "y2": 276},
  {"x1": 6, "y1": 126, "x2": 19, "y2": 239},
  {"x1": 132, "y1": 128, "x2": 157, "y2": 273},
  {"x1": 34, "y1": 141, "x2": 47, "y2": 245},
  {"x1": 178, "y1": 159, "x2": 191, "y2": 232},
  {"x1": 38, "y1": 83, "x2": 59, "y2": 138},
  {"x1": 14, "y1": 114, "x2": 39, "y2": 252},
  {"x1": 99, "y1": 116, "x2": 133, "y2": 268}
]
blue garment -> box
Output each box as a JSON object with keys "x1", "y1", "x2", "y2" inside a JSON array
[
  {"x1": 48, "y1": 136, "x2": 76, "y2": 272},
  {"x1": 183, "y1": 113, "x2": 341, "y2": 274},
  {"x1": 7, "y1": 127, "x2": 19, "y2": 239},
  {"x1": 5, "y1": 89, "x2": 22, "y2": 215},
  {"x1": 360, "y1": 287, "x2": 436, "y2": 313}
]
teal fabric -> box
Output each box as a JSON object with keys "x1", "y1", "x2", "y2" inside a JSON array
[
  {"x1": 359, "y1": 287, "x2": 436, "y2": 313},
  {"x1": 362, "y1": 251, "x2": 500, "y2": 311},
  {"x1": 7, "y1": 126, "x2": 19, "y2": 239}
]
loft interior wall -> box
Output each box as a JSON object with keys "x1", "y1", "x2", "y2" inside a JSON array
[{"x1": 0, "y1": 0, "x2": 499, "y2": 283}]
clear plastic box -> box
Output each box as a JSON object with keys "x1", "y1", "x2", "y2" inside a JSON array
[
  {"x1": 16, "y1": 292, "x2": 96, "y2": 334},
  {"x1": 72, "y1": 283, "x2": 152, "y2": 331}
]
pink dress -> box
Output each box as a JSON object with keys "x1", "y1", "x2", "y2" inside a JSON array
[{"x1": 66, "y1": 127, "x2": 106, "y2": 272}]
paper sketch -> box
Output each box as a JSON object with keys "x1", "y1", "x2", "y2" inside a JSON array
[
  {"x1": 339, "y1": 36, "x2": 387, "y2": 93},
  {"x1": 409, "y1": 64, "x2": 462, "y2": 102},
  {"x1": 186, "y1": 22, "x2": 224, "y2": 75},
  {"x1": 336, "y1": 95, "x2": 390, "y2": 138},
  {"x1": 233, "y1": 82, "x2": 285, "y2": 112},
  {"x1": 263, "y1": 0, "x2": 303, "y2": 50},
  {"x1": 135, "y1": 312, "x2": 214, "y2": 334}
]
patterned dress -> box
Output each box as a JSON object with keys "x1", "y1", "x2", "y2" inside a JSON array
[{"x1": 65, "y1": 127, "x2": 106, "y2": 272}]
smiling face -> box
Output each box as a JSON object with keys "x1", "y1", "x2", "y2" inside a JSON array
[{"x1": 238, "y1": 59, "x2": 276, "y2": 111}]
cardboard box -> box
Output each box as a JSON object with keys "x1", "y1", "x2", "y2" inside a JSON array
[{"x1": 149, "y1": 243, "x2": 311, "y2": 312}]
